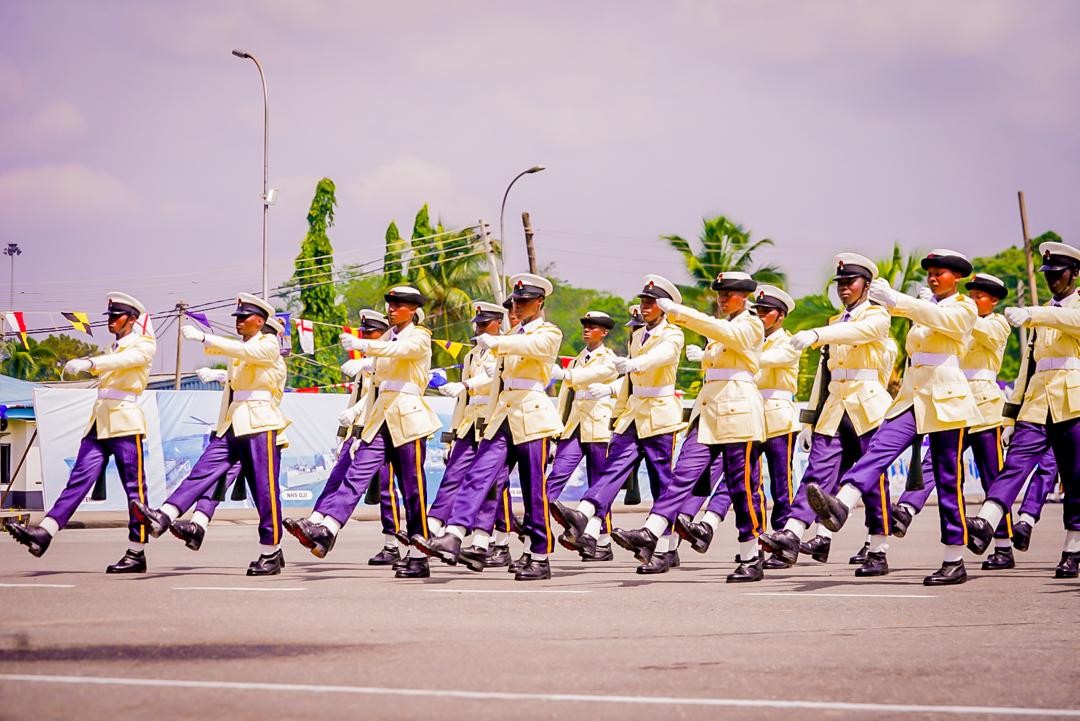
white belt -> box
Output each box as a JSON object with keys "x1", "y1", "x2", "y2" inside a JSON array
[
  {"x1": 704, "y1": 368, "x2": 754, "y2": 382},
  {"x1": 830, "y1": 369, "x2": 879, "y2": 381},
  {"x1": 963, "y1": 369, "x2": 997, "y2": 381},
  {"x1": 232, "y1": 390, "x2": 273, "y2": 402},
  {"x1": 633, "y1": 384, "x2": 675, "y2": 398},
  {"x1": 759, "y1": 389, "x2": 794, "y2": 401},
  {"x1": 504, "y1": 378, "x2": 545, "y2": 392},
  {"x1": 468, "y1": 395, "x2": 490, "y2": 406},
  {"x1": 910, "y1": 352, "x2": 959, "y2": 368},
  {"x1": 1035, "y1": 357, "x2": 1080, "y2": 372},
  {"x1": 97, "y1": 389, "x2": 137, "y2": 402},
  {"x1": 378, "y1": 381, "x2": 421, "y2": 395}
]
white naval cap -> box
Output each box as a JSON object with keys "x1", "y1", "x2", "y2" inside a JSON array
[
  {"x1": 358, "y1": 309, "x2": 390, "y2": 331},
  {"x1": 384, "y1": 286, "x2": 428, "y2": 306},
  {"x1": 579, "y1": 310, "x2": 615, "y2": 329},
  {"x1": 231, "y1": 292, "x2": 275, "y2": 319},
  {"x1": 638, "y1": 274, "x2": 682, "y2": 304},
  {"x1": 263, "y1": 315, "x2": 284, "y2": 335},
  {"x1": 104, "y1": 291, "x2": 146, "y2": 317},
  {"x1": 1038, "y1": 241, "x2": 1080, "y2": 272},
  {"x1": 625, "y1": 304, "x2": 645, "y2": 328},
  {"x1": 509, "y1": 273, "x2": 554, "y2": 299},
  {"x1": 753, "y1": 284, "x2": 796, "y2": 314},
  {"x1": 921, "y1": 249, "x2": 972, "y2": 276},
  {"x1": 832, "y1": 253, "x2": 879, "y2": 282},
  {"x1": 710, "y1": 271, "x2": 757, "y2": 293},
  {"x1": 471, "y1": 301, "x2": 508, "y2": 323},
  {"x1": 414, "y1": 307, "x2": 426, "y2": 325},
  {"x1": 964, "y1": 273, "x2": 1008, "y2": 299}
]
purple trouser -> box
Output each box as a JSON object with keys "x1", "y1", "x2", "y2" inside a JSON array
[
  {"x1": 650, "y1": 425, "x2": 763, "y2": 543},
  {"x1": 985, "y1": 418, "x2": 1080, "y2": 532},
  {"x1": 447, "y1": 421, "x2": 553, "y2": 555},
  {"x1": 165, "y1": 429, "x2": 282, "y2": 546},
  {"x1": 675, "y1": 457, "x2": 732, "y2": 519},
  {"x1": 1018, "y1": 453, "x2": 1060, "y2": 521},
  {"x1": 547, "y1": 431, "x2": 610, "y2": 502},
  {"x1": 580, "y1": 422, "x2": 676, "y2": 518},
  {"x1": 45, "y1": 427, "x2": 148, "y2": 543},
  {"x1": 305, "y1": 437, "x2": 399, "y2": 535},
  {"x1": 788, "y1": 412, "x2": 875, "y2": 528},
  {"x1": 427, "y1": 435, "x2": 479, "y2": 524},
  {"x1": 840, "y1": 409, "x2": 965, "y2": 544},
  {"x1": 762, "y1": 431, "x2": 796, "y2": 531},
  {"x1": 317, "y1": 426, "x2": 429, "y2": 540},
  {"x1": 192, "y1": 461, "x2": 244, "y2": 518},
  {"x1": 476, "y1": 464, "x2": 517, "y2": 536}
]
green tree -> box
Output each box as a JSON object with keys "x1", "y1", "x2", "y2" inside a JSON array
[
  {"x1": 38, "y1": 334, "x2": 100, "y2": 380},
  {"x1": 383, "y1": 221, "x2": 407, "y2": 286},
  {"x1": 0, "y1": 337, "x2": 57, "y2": 381}
]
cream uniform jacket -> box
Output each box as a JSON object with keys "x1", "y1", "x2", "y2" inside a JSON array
[
  {"x1": 482, "y1": 316, "x2": 563, "y2": 444},
  {"x1": 205, "y1": 333, "x2": 289, "y2": 437},
  {"x1": 85, "y1": 332, "x2": 157, "y2": 439},
  {"x1": 756, "y1": 327, "x2": 801, "y2": 439},
  {"x1": 450, "y1": 345, "x2": 498, "y2": 440},
  {"x1": 360, "y1": 323, "x2": 441, "y2": 447},
  {"x1": 963, "y1": 312, "x2": 1010, "y2": 432},
  {"x1": 886, "y1": 292, "x2": 981, "y2": 433},
  {"x1": 1011, "y1": 293, "x2": 1080, "y2": 424},
  {"x1": 672, "y1": 306, "x2": 764, "y2": 445},
  {"x1": 557, "y1": 344, "x2": 619, "y2": 443},
  {"x1": 611, "y1": 319, "x2": 685, "y2": 438},
  {"x1": 806, "y1": 300, "x2": 893, "y2": 437}
]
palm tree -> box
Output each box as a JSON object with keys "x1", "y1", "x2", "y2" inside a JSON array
[{"x1": 0, "y1": 338, "x2": 57, "y2": 380}]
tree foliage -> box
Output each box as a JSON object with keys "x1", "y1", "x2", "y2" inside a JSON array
[{"x1": 0, "y1": 334, "x2": 99, "y2": 381}]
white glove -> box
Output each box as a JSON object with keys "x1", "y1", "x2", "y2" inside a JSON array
[
  {"x1": 685, "y1": 344, "x2": 704, "y2": 362},
  {"x1": 439, "y1": 381, "x2": 466, "y2": 397},
  {"x1": 339, "y1": 333, "x2": 369, "y2": 353},
  {"x1": 656, "y1": 297, "x2": 677, "y2": 315},
  {"x1": 1004, "y1": 307, "x2": 1030, "y2": 328},
  {"x1": 587, "y1": 383, "x2": 613, "y2": 399},
  {"x1": 790, "y1": 330, "x2": 818, "y2": 352},
  {"x1": 550, "y1": 364, "x2": 567, "y2": 381},
  {"x1": 64, "y1": 358, "x2": 92, "y2": 375},
  {"x1": 613, "y1": 356, "x2": 640, "y2": 375},
  {"x1": 1001, "y1": 425, "x2": 1014, "y2": 448},
  {"x1": 337, "y1": 406, "x2": 360, "y2": 427},
  {"x1": 196, "y1": 367, "x2": 227, "y2": 384},
  {"x1": 868, "y1": 278, "x2": 898, "y2": 308},
  {"x1": 475, "y1": 333, "x2": 497, "y2": 350},
  {"x1": 181, "y1": 324, "x2": 206, "y2": 342},
  {"x1": 341, "y1": 358, "x2": 373, "y2": 378},
  {"x1": 797, "y1": 426, "x2": 813, "y2": 453},
  {"x1": 917, "y1": 286, "x2": 933, "y2": 302}
]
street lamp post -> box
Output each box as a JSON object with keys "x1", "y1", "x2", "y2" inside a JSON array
[
  {"x1": 232, "y1": 49, "x2": 272, "y2": 299},
  {"x1": 499, "y1": 165, "x2": 545, "y2": 276},
  {"x1": 4, "y1": 243, "x2": 21, "y2": 309}
]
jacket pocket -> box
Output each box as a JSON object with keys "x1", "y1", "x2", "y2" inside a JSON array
[
  {"x1": 1065, "y1": 374, "x2": 1080, "y2": 413},
  {"x1": 764, "y1": 401, "x2": 794, "y2": 436},
  {"x1": 522, "y1": 399, "x2": 556, "y2": 435},
  {"x1": 648, "y1": 399, "x2": 684, "y2": 429},
  {"x1": 247, "y1": 401, "x2": 278, "y2": 429},
  {"x1": 108, "y1": 406, "x2": 143, "y2": 435},
  {"x1": 931, "y1": 383, "x2": 976, "y2": 423}
]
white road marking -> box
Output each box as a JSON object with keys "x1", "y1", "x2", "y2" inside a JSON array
[
  {"x1": 0, "y1": 674, "x2": 1075, "y2": 717},
  {"x1": 172, "y1": 586, "x2": 306, "y2": 593},
  {"x1": 0, "y1": 583, "x2": 75, "y2": 589},
  {"x1": 423, "y1": 588, "x2": 590, "y2": 595},
  {"x1": 744, "y1": 592, "x2": 936, "y2": 599}
]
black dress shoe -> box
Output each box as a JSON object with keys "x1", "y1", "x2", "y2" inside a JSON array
[
  {"x1": 6, "y1": 522, "x2": 52, "y2": 557},
  {"x1": 674, "y1": 513, "x2": 714, "y2": 554},
  {"x1": 106, "y1": 549, "x2": 146, "y2": 574},
  {"x1": 392, "y1": 556, "x2": 408, "y2": 571},
  {"x1": 924, "y1": 559, "x2": 967, "y2": 586},
  {"x1": 726, "y1": 555, "x2": 764, "y2": 583},
  {"x1": 580, "y1": 544, "x2": 614, "y2": 562},
  {"x1": 413, "y1": 533, "x2": 461, "y2": 565},
  {"x1": 514, "y1": 557, "x2": 551, "y2": 581},
  {"x1": 1054, "y1": 551, "x2": 1080, "y2": 579},
  {"x1": 890, "y1": 503, "x2": 913, "y2": 538},
  {"x1": 611, "y1": 527, "x2": 658, "y2": 563},
  {"x1": 247, "y1": 549, "x2": 284, "y2": 576},
  {"x1": 169, "y1": 520, "x2": 205, "y2": 551},
  {"x1": 299, "y1": 522, "x2": 336, "y2": 559},
  {"x1": 665, "y1": 550, "x2": 680, "y2": 568},
  {"x1": 760, "y1": 530, "x2": 800, "y2": 565},
  {"x1": 982, "y1": 547, "x2": 1015, "y2": 570},
  {"x1": 485, "y1": 545, "x2": 512, "y2": 568},
  {"x1": 854, "y1": 550, "x2": 889, "y2": 577},
  {"x1": 129, "y1": 501, "x2": 170, "y2": 538},
  {"x1": 849, "y1": 541, "x2": 871, "y2": 565},
  {"x1": 965, "y1": 516, "x2": 994, "y2": 555},
  {"x1": 393, "y1": 530, "x2": 412, "y2": 547},
  {"x1": 284, "y1": 517, "x2": 315, "y2": 549},
  {"x1": 557, "y1": 529, "x2": 580, "y2": 552},
  {"x1": 459, "y1": 545, "x2": 488, "y2": 572},
  {"x1": 368, "y1": 546, "x2": 400, "y2": 566},
  {"x1": 550, "y1": 501, "x2": 588, "y2": 542},
  {"x1": 763, "y1": 552, "x2": 793, "y2": 570},
  {"x1": 395, "y1": 556, "x2": 430, "y2": 578},
  {"x1": 806, "y1": 484, "x2": 849, "y2": 532},
  {"x1": 636, "y1": 553, "x2": 670, "y2": 574},
  {"x1": 1011, "y1": 521, "x2": 1033, "y2": 552},
  {"x1": 509, "y1": 552, "x2": 531, "y2": 573},
  {"x1": 800, "y1": 535, "x2": 831, "y2": 564}
]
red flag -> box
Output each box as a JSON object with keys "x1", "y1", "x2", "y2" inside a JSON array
[
  {"x1": 342, "y1": 325, "x2": 363, "y2": 360},
  {"x1": 559, "y1": 355, "x2": 574, "y2": 369},
  {"x1": 4, "y1": 312, "x2": 28, "y2": 348}
]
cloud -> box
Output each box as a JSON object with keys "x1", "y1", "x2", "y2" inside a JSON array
[
  {"x1": 0, "y1": 101, "x2": 86, "y2": 155},
  {"x1": 346, "y1": 156, "x2": 456, "y2": 219},
  {"x1": 0, "y1": 163, "x2": 137, "y2": 227}
]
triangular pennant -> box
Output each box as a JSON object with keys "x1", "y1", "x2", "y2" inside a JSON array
[
  {"x1": 342, "y1": 325, "x2": 362, "y2": 360},
  {"x1": 559, "y1": 355, "x2": 574, "y2": 368},
  {"x1": 4, "y1": 312, "x2": 28, "y2": 348},
  {"x1": 185, "y1": 311, "x2": 212, "y2": 330},
  {"x1": 294, "y1": 318, "x2": 314, "y2": 354},
  {"x1": 62, "y1": 311, "x2": 93, "y2": 336},
  {"x1": 133, "y1": 313, "x2": 155, "y2": 338}
]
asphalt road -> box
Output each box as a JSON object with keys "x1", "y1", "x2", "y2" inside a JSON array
[{"x1": 1, "y1": 505, "x2": 1078, "y2": 721}]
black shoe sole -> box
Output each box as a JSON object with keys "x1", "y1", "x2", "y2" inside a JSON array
[
  {"x1": 459, "y1": 554, "x2": 486, "y2": 573},
  {"x1": 1054, "y1": 570, "x2": 1079, "y2": 579},
  {"x1": 413, "y1": 539, "x2": 458, "y2": 566},
  {"x1": 284, "y1": 520, "x2": 315, "y2": 549},
  {"x1": 168, "y1": 526, "x2": 203, "y2": 552},
  {"x1": 854, "y1": 568, "x2": 889, "y2": 577},
  {"x1": 611, "y1": 532, "x2": 652, "y2": 564},
  {"x1": 806, "y1": 486, "x2": 844, "y2": 532},
  {"x1": 982, "y1": 561, "x2": 1015, "y2": 570},
  {"x1": 923, "y1": 574, "x2": 967, "y2": 586},
  {"x1": 725, "y1": 573, "x2": 764, "y2": 583},
  {"x1": 673, "y1": 520, "x2": 709, "y2": 554},
  {"x1": 514, "y1": 571, "x2": 552, "y2": 581},
  {"x1": 129, "y1": 504, "x2": 168, "y2": 538}
]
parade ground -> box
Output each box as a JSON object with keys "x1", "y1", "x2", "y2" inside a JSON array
[{"x1": 1, "y1": 506, "x2": 1077, "y2": 721}]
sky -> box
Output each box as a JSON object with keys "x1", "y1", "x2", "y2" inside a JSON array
[{"x1": 1, "y1": 1, "x2": 1079, "y2": 371}]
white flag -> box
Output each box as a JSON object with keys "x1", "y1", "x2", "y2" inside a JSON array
[
  {"x1": 133, "y1": 313, "x2": 155, "y2": 338},
  {"x1": 294, "y1": 318, "x2": 315, "y2": 354}
]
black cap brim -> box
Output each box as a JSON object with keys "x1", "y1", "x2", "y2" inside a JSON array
[
  {"x1": 637, "y1": 288, "x2": 672, "y2": 301},
  {"x1": 964, "y1": 280, "x2": 1008, "y2": 299},
  {"x1": 921, "y1": 257, "x2": 972, "y2": 276},
  {"x1": 384, "y1": 292, "x2": 427, "y2": 306},
  {"x1": 710, "y1": 279, "x2": 757, "y2": 292},
  {"x1": 104, "y1": 303, "x2": 139, "y2": 317},
  {"x1": 580, "y1": 317, "x2": 615, "y2": 329}
]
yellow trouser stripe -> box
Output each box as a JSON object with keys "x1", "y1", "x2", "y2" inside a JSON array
[
  {"x1": 415, "y1": 440, "x2": 428, "y2": 539},
  {"x1": 267, "y1": 431, "x2": 279, "y2": 545},
  {"x1": 785, "y1": 432, "x2": 795, "y2": 507},
  {"x1": 541, "y1": 437, "x2": 553, "y2": 553},
  {"x1": 957, "y1": 428, "x2": 968, "y2": 545},
  {"x1": 136, "y1": 435, "x2": 145, "y2": 543},
  {"x1": 743, "y1": 441, "x2": 760, "y2": 537},
  {"x1": 995, "y1": 427, "x2": 1012, "y2": 537},
  {"x1": 388, "y1": 466, "x2": 400, "y2": 533},
  {"x1": 502, "y1": 488, "x2": 511, "y2": 535},
  {"x1": 879, "y1": 474, "x2": 889, "y2": 535}
]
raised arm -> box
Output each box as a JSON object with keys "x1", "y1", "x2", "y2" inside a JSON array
[
  {"x1": 90, "y1": 336, "x2": 156, "y2": 374},
  {"x1": 362, "y1": 328, "x2": 431, "y2": 360},
  {"x1": 203, "y1": 334, "x2": 280, "y2": 366},
  {"x1": 667, "y1": 305, "x2": 761, "y2": 350},
  {"x1": 811, "y1": 306, "x2": 890, "y2": 347},
  {"x1": 889, "y1": 294, "x2": 977, "y2": 340},
  {"x1": 1024, "y1": 305, "x2": 1080, "y2": 337},
  {"x1": 567, "y1": 354, "x2": 618, "y2": 386},
  {"x1": 760, "y1": 337, "x2": 800, "y2": 368},
  {"x1": 633, "y1": 327, "x2": 684, "y2": 372},
  {"x1": 971, "y1": 313, "x2": 1011, "y2": 352},
  {"x1": 487, "y1": 324, "x2": 562, "y2": 359}
]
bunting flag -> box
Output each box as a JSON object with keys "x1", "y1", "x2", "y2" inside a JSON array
[
  {"x1": 185, "y1": 311, "x2": 212, "y2": 329},
  {"x1": 133, "y1": 313, "x2": 155, "y2": 338},
  {"x1": 559, "y1": 355, "x2": 574, "y2": 368},
  {"x1": 342, "y1": 325, "x2": 363, "y2": 360},
  {"x1": 435, "y1": 339, "x2": 465, "y2": 360},
  {"x1": 4, "y1": 312, "x2": 28, "y2": 348},
  {"x1": 294, "y1": 318, "x2": 315, "y2": 354},
  {"x1": 62, "y1": 311, "x2": 93, "y2": 336}
]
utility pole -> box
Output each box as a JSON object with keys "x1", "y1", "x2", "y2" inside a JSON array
[
  {"x1": 174, "y1": 300, "x2": 187, "y2": 390},
  {"x1": 478, "y1": 219, "x2": 507, "y2": 329},
  {"x1": 522, "y1": 212, "x2": 537, "y2": 274},
  {"x1": 4, "y1": 243, "x2": 21, "y2": 309},
  {"x1": 1018, "y1": 191, "x2": 1039, "y2": 307},
  {"x1": 1016, "y1": 279, "x2": 1027, "y2": 349}
]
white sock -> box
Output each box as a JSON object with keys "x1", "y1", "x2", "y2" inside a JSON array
[
  {"x1": 817, "y1": 525, "x2": 833, "y2": 539},
  {"x1": 995, "y1": 541, "x2": 1013, "y2": 551},
  {"x1": 654, "y1": 535, "x2": 669, "y2": 553},
  {"x1": 320, "y1": 516, "x2": 341, "y2": 535},
  {"x1": 868, "y1": 534, "x2": 888, "y2": 553},
  {"x1": 1065, "y1": 530, "x2": 1080, "y2": 553},
  {"x1": 977, "y1": 501, "x2": 1005, "y2": 529},
  {"x1": 579, "y1": 501, "x2": 596, "y2": 519},
  {"x1": 162, "y1": 503, "x2": 180, "y2": 521},
  {"x1": 260, "y1": 543, "x2": 279, "y2": 554},
  {"x1": 308, "y1": 511, "x2": 325, "y2": 524},
  {"x1": 1018, "y1": 512, "x2": 1037, "y2": 526},
  {"x1": 943, "y1": 545, "x2": 964, "y2": 563},
  {"x1": 584, "y1": 516, "x2": 603, "y2": 539},
  {"x1": 703, "y1": 511, "x2": 722, "y2": 532},
  {"x1": 128, "y1": 541, "x2": 145, "y2": 552},
  {"x1": 40, "y1": 517, "x2": 60, "y2": 536},
  {"x1": 644, "y1": 514, "x2": 669, "y2": 538},
  {"x1": 669, "y1": 535, "x2": 681, "y2": 551},
  {"x1": 383, "y1": 533, "x2": 398, "y2": 548},
  {"x1": 428, "y1": 517, "x2": 444, "y2": 536},
  {"x1": 531, "y1": 552, "x2": 548, "y2": 561},
  {"x1": 494, "y1": 530, "x2": 510, "y2": 546},
  {"x1": 783, "y1": 518, "x2": 807, "y2": 537},
  {"x1": 472, "y1": 530, "x2": 491, "y2": 551},
  {"x1": 408, "y1": 546, "x2": 426, "y2": 558},
  {"x1": 836, "y1": 484, "x2": 862, "y2": 509},
  {"x1": 446, "y1": 525, "x2": 466, "y2": 541},
  {"x1": 597, "y1": 533, "x2": 611, "y2": 548},
  {"x1": 901, "y1": 502, "x2": 917, "y2": 516},
  {"x1": 192, "y1": 511, "x2": 210, "y2": 531},
  {"x1": 738, "y1": 539, "x2": 759, "y2": 562}
]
